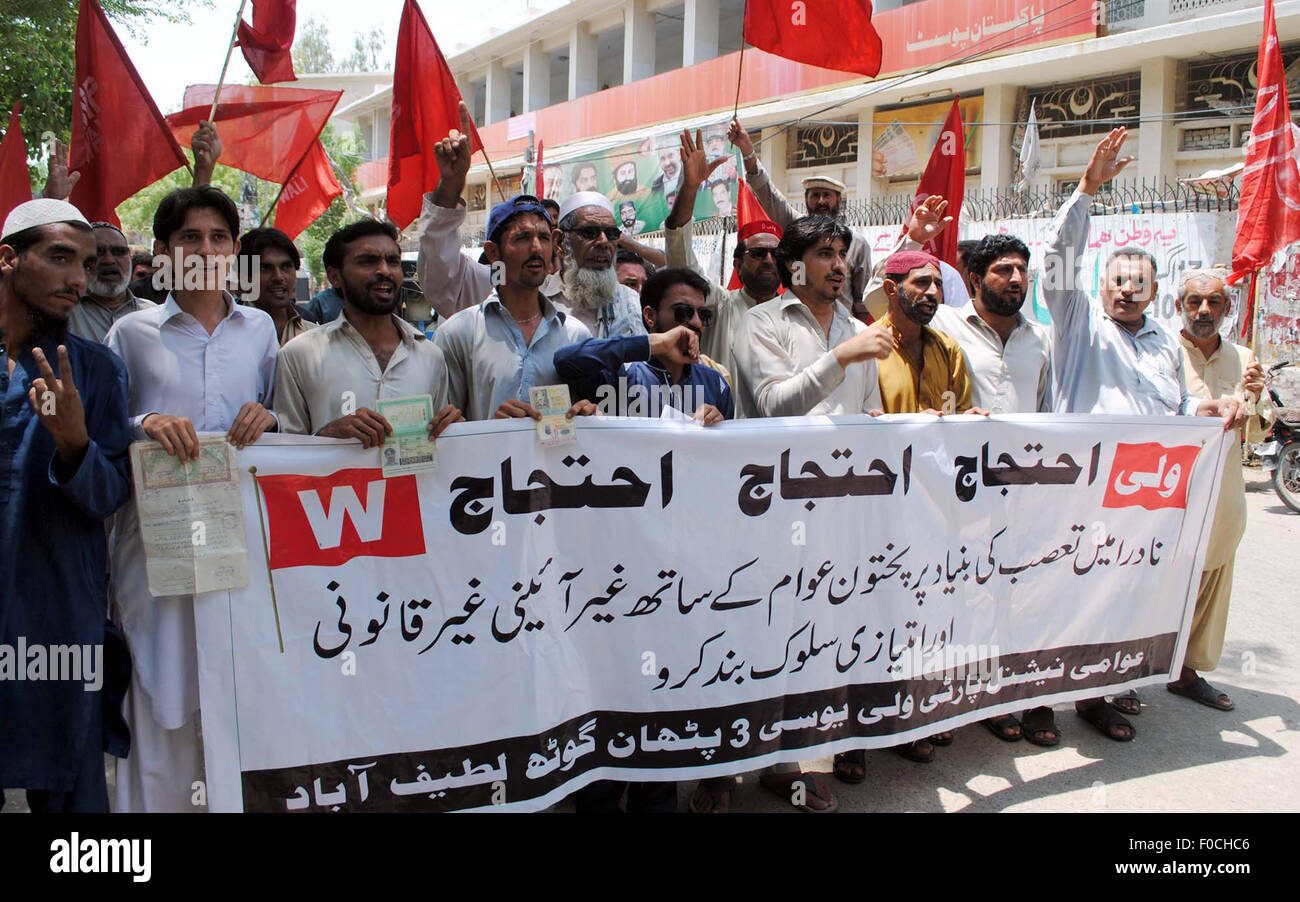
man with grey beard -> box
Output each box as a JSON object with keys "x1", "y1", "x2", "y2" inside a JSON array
[
  {"x1": 554, "y1": 190, "x2": 645, "y2": 338},
  {"x1": 68, "y1": 222, "x2": 154, "y2": 343}
]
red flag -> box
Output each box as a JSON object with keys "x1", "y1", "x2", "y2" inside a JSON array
[
  {"x1": 274, "y1": 141, "x2": 342, "y2": 239},
  {"x1": 727, "y1": 178, "x2": 774, "y2": 289},
  {"x1": 1230, "y1": 0, "x2": 1300, "y2": 286},
  {"x1": 909, "y1": 99, "x2": 966, "y2": 267},
  {"x1": 0, "y1": 103, "x2": 32, "y2": 226},
  {"x1": 387, "y1": 0, "x2": 482, "y2": 229},
  {"x1": 535, "y1": 140, "x2": 544, "y2": 200},
  {"x1": 68, "y1": 0, "x2": 188, "y2": 225},
  {"x1": 237, "y1": 0, "x2": 298, "y2": 85},
  {"x1": 743, "y1": 0, "x2": 881, "y2": 79},
  {"x1": 166, "y1": 84, "x2": 341, "y2": 185}
]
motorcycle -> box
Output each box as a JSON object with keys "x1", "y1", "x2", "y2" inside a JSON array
[{"x1": 1258, "y1": 361, "x2": 1300, "y2": 513}]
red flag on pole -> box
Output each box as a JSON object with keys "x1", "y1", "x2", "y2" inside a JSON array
[
  {"x1": 908, "y1": 99, "x2": 966, "y2": 267},
  {"x1": 743, "y1": 0, "x2": 882, "y2": 78},
  {"x1": 237, "y1": 0, "x2": 298, "y2": 85},
  {"x1": 166, "y1": 84, "x2": 340, "y2": 185},
  {"x1": 726, "y1": 177, "x2": 777, "y2": 289},
  {"x1": 274, "y1": 141, "x2": 342, "y2": 239},
  {"x1": 535, "y1": 140, "x2": 545, "y2": 200},
  {"x1": 0, "y1": 103, "x2": 32, "y2": 226},
  {"x1": 1230, "y1": 0, "x2": 1300, "y2": 288},
  {"x1": 68, "y1": 0, "x2": 188, "y2": 225},
  {"x1": 387, "y1": 0, "x2": 482, "y2": 229}
]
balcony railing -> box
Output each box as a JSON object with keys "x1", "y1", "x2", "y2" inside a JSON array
[{"x1": 1107, "y1": 0, "x2": 1261, "y2": 32}]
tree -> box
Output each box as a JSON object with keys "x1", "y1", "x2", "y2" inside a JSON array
[
  {"x1": 291, "y1": 14, "x2": 335, "y2": 74},
  {"x1": 294, "y1": 122, "x2": 364, "y2": 285},
  {"x1": 342, "y1": 27, "x2": 387, "y2": 73}
]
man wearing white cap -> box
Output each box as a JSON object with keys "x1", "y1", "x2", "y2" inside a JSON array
[
  {"x1": 0, "y1": 199, "x2": 133, "y2": 811},
  {"x1": 729, "y1": 119, "x2": 872, "y2": 312},
  {"x1": 68, "y1": 221, "x2": 154, "y2": 343},
  {"x1": 417, "y1": 104, "x2": 644, "y2": 340}
]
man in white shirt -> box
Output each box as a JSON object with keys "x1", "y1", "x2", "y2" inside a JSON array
[
  {"x1": 276, "y1": 219, "x2": 461, "y2": 440},
  {"x1": 105, "y1": 185, "x2": 279, "y2": 812},
  {"x1": 732, "y1": 216, "x2": 892, "y2": 420},
  {"x1": 1043, "y1": 127, "x2": 1243, "y2": 743},
  {"x1": 435, "y1": 195, "x2": 595, "y2": 422},
  {"x1": 68, "y1": 221, "x2": 153, "y2": 343}
]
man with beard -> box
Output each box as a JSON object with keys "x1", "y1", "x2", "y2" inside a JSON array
[
  {"x1": 416, "y1": 104, "x2": 568, "y2": 321},
  {"x1": 105, "y1": 185, "x2": 280, "y2": 812},
  {"x1": 275, "y1": 220, "x2": 460, "y2": 440},
  {"x1": 572, "y1": 161, "x2": 600, "y2": 193},
  {"x1": 664, "y1": 130, "x2": 785, "y2": 383},
  {"x1": 237, "y1": 227, "x2": 311, "y2": 346},
  {"x1": 68, "y1": 222, "x2": 155, "y2": 343},
  {"x1": 556, "y1": 266, "x2": 731, "y2": 423},
  {"x1": 1044, "y1": 128, "x2": 1243, "y2": 743},
  {"x1": 554, "y1": 191, "x2": 646, "y2": 337},
  {"x1": 1170, "y1": 268, "x2": 1261, "y2": 713},
  {"x1": 607, "y1": 157, "x2": 649, "y2": 206},
  {"x1": 649, "y1": 144, "x2": 683, "y2": 207},
  {"x1": 0, "y1": 199, "x2": 132, "y2": 812},
  {"x1": 435, "y1": 195, "x2": 596, "y2": 422},
  {"x1": 730, "y1": 118, "x2": 870, "y2": 311}
]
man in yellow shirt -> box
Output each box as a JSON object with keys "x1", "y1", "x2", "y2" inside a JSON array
[{"x1": 1173, "y1": 268, "x2": 1264, "y2": 711}]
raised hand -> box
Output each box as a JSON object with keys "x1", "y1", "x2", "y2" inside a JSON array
[
  {"x1": 728, "y1": 118, "x2": 755, "y2": 159},
  {"x1": 41, "y1": 140, "x2": 80, "y2": 200},
  {"x1": 433, "y1": 102, "x2": 476, "y2": 207},
  {"x1": 27, "y1": 345, "x2": 89, "y2": 463},
  {"x1": 680, "y1": 129, "x2": 728, "y2": 191},
  {"x1": 907, "y1": 195, "x2": 952, "y2": 245},
  {"x1": 191, "y1": 121, "x2": 222, "y2": 185},
  {"x1": 1081, "y1": 127, "x2": 1134, "y2": 195}
]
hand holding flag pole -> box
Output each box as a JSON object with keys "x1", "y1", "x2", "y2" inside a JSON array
[{"x1": 210, "y1": 0, "x2": 252, "y2": 124}]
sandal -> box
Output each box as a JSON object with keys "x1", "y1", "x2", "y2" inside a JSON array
[
  {"x1": 1167, "y1": 676, "x2": 1233, "y2": 711},
  {"x1": 1076, "y1": 700, "x2": 1135, "y2": 742},
  {"x1": 928, "y1": 730, "x2": 954, "y2": 747},
  {"x1": 982, "y1": 714, "x2": 1023, "y2": 742},
  {"x1": 833, "y1": 750, "x2": 866, "y2": 784},
  {"x1": 1109, "y1": 689, "x2": 1141, "y2": 716},
  {"x1": 688, "y1": 776, "x2": 734, "y2": 813},
  {"x1": 1020, "y1": 706, "x2": 1060, "y2": 747},
  {"x1": 894, "y1": 739, "x2": 935, "y2": 763},
  {"x1": 758, "y1": 771, "x2": 838, "y2": 812}
]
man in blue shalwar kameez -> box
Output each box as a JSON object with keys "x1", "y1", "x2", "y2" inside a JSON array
[{"x1": 0, "y1": 199, "x2": 133, "y2": 812}]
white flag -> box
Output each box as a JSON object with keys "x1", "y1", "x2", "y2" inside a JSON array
[{"x1": 1018, "y1": 101, "x2": 1041, "y2": 191}]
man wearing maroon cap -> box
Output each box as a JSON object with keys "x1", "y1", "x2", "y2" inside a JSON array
[{"x1": 664, "y1": 129, "x2": 786, "y2": 383}]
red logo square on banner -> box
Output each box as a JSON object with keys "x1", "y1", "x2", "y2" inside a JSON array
[
  {"x1": 1101, "y1": 442, "x2": 1202, "y2": 511},
  {"x1": 256, "y1": 468, "x2": 426, "y2": 569}
]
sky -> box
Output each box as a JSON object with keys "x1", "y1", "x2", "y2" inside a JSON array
[{"x1": 122, "y1": 0, "x2": 570, "y2": 113}]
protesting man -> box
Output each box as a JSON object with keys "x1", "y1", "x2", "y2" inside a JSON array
[
  {"x1": 666, "y1": 129, "x2": 785, "y2": 382},
  {"x1": 615, "y1": 250, "x2": 649, "y2": 295},
  {"x1": 435, "y1": 195, "x2": 595, "y2": 422},
  {"x1": 730, "y1": 118, "x2": 870, "y2": 310},
  {"x1": 0, "y1": 199, "x2": 133, "y2": 812},
  {"x1": 276, "y1": 219, "x2": 461, "y2": 441},
  {"x1": 105, "y1": 185, "x2": 280, "y2": 811},
  {"x1": 1172, "y1": 268, "x2": 1262, "y2": 712},
  {"x1": 237, "y1": 227, "x2": 311, "y2": 346},
  {"x1": 1044, "y1": 127, "x2": 1243, "y2": 743},
  {"x1": 68, "y1": 221, "x2": 154, "y2": 343},
  {"x1": 556, "y1": 266, "x2": 732, "y2": 423}
]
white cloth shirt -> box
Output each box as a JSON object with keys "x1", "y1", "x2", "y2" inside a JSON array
[
  {"x1": 931, "y1": 301, "x2": 1054, "y2": 413},
  {"x1": 104, "y1": 292, "x2": 279, "y2": 731},
  {"x1": 1044, "y1": 190, "x2": 1195, "y2": 417},
  {"x1": 434, "y1": 293, "x2": 592, "y2": 421},
  {"x1": 275, "y1": 313, "x2": 450, "y2": 435},
  {"x1": 731, "y1": 295, "x2": 882, "y2": 418}
]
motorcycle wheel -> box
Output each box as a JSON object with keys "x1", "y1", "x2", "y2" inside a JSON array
[{"x1": 1274, "y1": 441, "x2": 1300, "y2": 514}]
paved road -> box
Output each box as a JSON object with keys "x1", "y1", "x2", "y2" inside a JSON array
[{"x1": 6, "y1": 472, "x2": 1297, "y2": 814}]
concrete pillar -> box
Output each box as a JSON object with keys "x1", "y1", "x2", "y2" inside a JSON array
[
  {"x1": 1138, "y1": 56, "x2": 1177, "y2": 184},
  {"x1": 485, "y1": 58, "x2": 510, "y2": 124},
  {"x1": 683, "y1": 0, "x2": 720, "y2": 66},
  {"x1": 981, "y1": 84, "x2": 1018, "y2": 192},
  {"x1": 569, "y1": 24, "x2": 597, "y2": 100},
  {"x1": 624, "y1": 0, "x2": 655, "y2": 84},
  {"x1": 523, "y1": 42, "x2": 549, "y2": 112},
  {"x1": 855, "y1": 107, "x2": 877, "y2": 203}
]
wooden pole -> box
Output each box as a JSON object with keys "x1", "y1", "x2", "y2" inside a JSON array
[
  {"x1": 731, "y1": 32, "x2": 746, "y2": 124},
  {"x1": 209, "y1": 0, "x2": 251, "y2": 124},
  {"x1": 481, "y1": 148, "x2": 509, "y2": 204}
]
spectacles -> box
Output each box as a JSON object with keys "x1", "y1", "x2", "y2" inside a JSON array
[
  {"x1": 564, "y1": 225, "x2": 622, "y2": 242},
  {"x1": 96, "y1": 244, "x2": 130, "y2": 258},
  {"x1": 671, "y1": 304, "x2": 715, "y2": 327},
  {"x1": 743, "y1": 247, "x2": 778, "y2": 261}
]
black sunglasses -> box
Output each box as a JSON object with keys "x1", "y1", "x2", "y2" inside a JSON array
[
  {"x1": 742, "y1": 247, "x2": 778, "y2": 261},
  {"x1": 564, "y1": 225, "x2": 622, "y2": 242},
  {"x1": 671, "y1": 303, "x2": 715, "y2": 327}
]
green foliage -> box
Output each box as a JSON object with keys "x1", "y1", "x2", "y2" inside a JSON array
[
  {"x1": 0, "y1": 0, "x2": 208, "y2": 189},
  {"x1": 292, "y1": 15, "x2": 386, "y2": 75}
]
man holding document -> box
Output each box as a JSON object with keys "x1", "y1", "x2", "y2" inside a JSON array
[{"x1": 275, "y1": 219, "x2": 462, "y2": 445}]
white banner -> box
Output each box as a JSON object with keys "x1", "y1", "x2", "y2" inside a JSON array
[{"x1": 196, "y1": 415, "x2": 1230, "y2": 812}]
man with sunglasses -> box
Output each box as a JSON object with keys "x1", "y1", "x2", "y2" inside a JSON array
[
  {"x1": 663, "y1": 129, "x2": 786, "y2": 386},
  {"x1": 68, "y1": 222, "x2": 154, "y2": 344}
]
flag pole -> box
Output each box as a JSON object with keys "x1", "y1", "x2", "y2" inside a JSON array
[
  {"x1": 209, "y1": 0, "x2": 251, "y2": 123},
  {"x1": 480, "y1": 147, "x2": 509, "y2": 204},
  {"x1": 731, "y1": 3, "x2": 747, "y2": 123}
]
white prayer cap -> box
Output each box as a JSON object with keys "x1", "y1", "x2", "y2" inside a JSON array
[
  {"x1": 801, "y1": 174, "x2": 846, "y2": 194},
  {"x1": 2, "y1": 198, "x2": 91, "y2": 243},
  {"x1": 558, "y1": 191, "x2": 615, "y2": 222}
]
